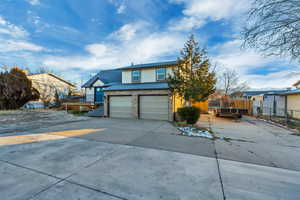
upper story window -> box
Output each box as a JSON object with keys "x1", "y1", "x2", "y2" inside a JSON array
[
  {"x1": 132, "y1": 70, "x2": 141, "y2": 82},
  {"x1": 156, "y1": 68, "x2": 166, "y2": 81}
]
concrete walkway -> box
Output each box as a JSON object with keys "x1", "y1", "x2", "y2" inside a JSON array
[{"x1": 0, "y1": 118, "x2": 300, "y2": 199}]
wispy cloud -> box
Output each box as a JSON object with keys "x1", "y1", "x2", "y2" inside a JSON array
[
  {"x1": 109, "y1": 0, "x2": 127, "y2": 14},
  {"x1": 0, "y1": 16, "x2": 45, "y2": 57},
  {"x1": 108, "y1": 22, "x2": 148, "y2": 42},
  {"x1": 117, "y1": 3, "x2": 126, "y2": 14},
  {"x1": 212, "y1": 39, "x2": 299, "y2": 88},
  {"x1": 1, "y1": 0, "x2": 298, "y2": 89},
  {"x1": 244, "y1": 70, "x2": 300, "y2": 89},
  {"x1": 213, "y1": 40, "x2": 277, "y2": 73},
  {"x1": 27, "y1": 0, "x2": 40, "y2": 6},
  {"x1": 0, "y1": 16, "x2": 28, "y2": 38},
  {"x1": 0, "y1": 39, "x2": 44, "y2": 52},
  {"x1": 169, "y1": 0, "x2": 250, "y2": 31},
  {"x1": 43, "y1": 23, "x2": 184, "y2": 70}
]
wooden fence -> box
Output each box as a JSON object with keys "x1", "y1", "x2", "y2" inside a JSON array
[
  {"x1": 231, "y1": 100, "x2": 253, "y2": 115},
  {"x1": 173, "y1": 95, "x2": 209, "y2": 113},
  {"x1": 193, "y1": 100, "x2": 209, "y2": 113},
  {"x1": 208, "y1": 99, "x2": 253, "y2": 115}
]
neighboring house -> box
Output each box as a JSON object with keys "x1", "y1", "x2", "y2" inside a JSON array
[
  {"x1": 82, "y1": 69, "x2": 121, "y2": 103},
  {"x1": 83, "y1": 61, "x2": 193, "y2": 121},
  {"x1": 28, "y1": 73, "x2": 76, "y2": 104},
  {"x1": 281, "y1": 89, "x2": 300, "y2": 119}
]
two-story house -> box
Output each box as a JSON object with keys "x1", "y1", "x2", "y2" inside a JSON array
[{"x1": 82, "y1": 61, "x2": 181, "y2": 121}]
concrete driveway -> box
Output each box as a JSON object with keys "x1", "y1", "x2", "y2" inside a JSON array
[
  {"x1": 198, "y1": 115, "x2": 300, "y2": 171},
  {"x1": 0, "y1": 117, "x2": 300, "y2": 200}
]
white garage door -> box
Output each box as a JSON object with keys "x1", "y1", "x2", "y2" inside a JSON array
[
  {"x1": 139, "y1": 95, "x2": 169, "y2": 120},
  {"x1": 109, "y1": 96, "x2": 132, "y2": 118}
]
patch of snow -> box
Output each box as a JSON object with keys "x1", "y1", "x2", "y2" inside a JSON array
[
  {"x1": 177, "y1": 127, "x2": 213, "y2": 139},
  {"x1": 21, "y1": 101, "x2": 45, "y2": 109}
]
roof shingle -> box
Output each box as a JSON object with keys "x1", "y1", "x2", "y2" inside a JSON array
[
  {"x1": 103, "y1": 82, "x2": 169, "y2": 91},
  {"x1": 120, "y1": 61, "x2": 177, "y2": 70},
  {"x1": 82, "y1": 69, "x2": 121, "y2": 88}
]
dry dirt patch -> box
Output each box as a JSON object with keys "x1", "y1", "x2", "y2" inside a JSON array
[{"x1": 0, "y1": 110, "x2": 89, "y2": 134}]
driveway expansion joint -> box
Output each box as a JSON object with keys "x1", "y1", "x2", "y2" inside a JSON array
[
  {"x1": 213, "y1": 143, "x2": 226, "y2": 200},
  {"x1": 0, "y1": 153, "x2": 129, "y2": 200},
  {"x1": 0, "y1": 159, "x2": 61, "y2": 180},
  {"x1": 65, "y1": 180, "x2": 129, "y2": 200}
]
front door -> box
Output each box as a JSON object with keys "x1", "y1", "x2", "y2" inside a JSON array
[{"x1": 95, "y1": 87, "x2": 104, "y2": 103}]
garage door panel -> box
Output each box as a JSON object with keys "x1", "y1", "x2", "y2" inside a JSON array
[
  {"x1": 111, "y1": 111, "x2": 132, "y2": 118},
  {"x1": 110, "y1": 96, "x2": 132, "y2": 118},
  {"x1": 140, "y1": 97, "x2": 169, "y2": 103},
  {"x1": 139, "y1": 96, "x2": 169, "y2": 120},
  {"x1": 111, "y1": 107, "x2": 131, "y2": 112},
  {"x1": 140, "y1": 107, "x2": 168, "y2": 113},
  {"x1": 110, "y1": 101, "x2": 131, "y2": 107},
  {"x1": 140, "y1": 113, "x2": 169, "y2": 120}
]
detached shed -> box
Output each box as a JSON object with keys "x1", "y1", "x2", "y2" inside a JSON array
[{"x1": 263, "y1": 94, "x2": 286, "y2": 117}]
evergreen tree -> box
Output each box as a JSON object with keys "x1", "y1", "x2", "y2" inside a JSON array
[{"x1": 168, "y1": 35, "x2": 216, "y2": 105}]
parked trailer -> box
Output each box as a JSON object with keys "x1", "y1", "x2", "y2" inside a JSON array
[{"x1": 211, "y1": 107, "x2": 248, "y2": 118}]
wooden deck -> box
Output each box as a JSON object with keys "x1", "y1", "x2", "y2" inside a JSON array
[{"x1": 63, "y1": 103, "x2": 96, "y2": 112}]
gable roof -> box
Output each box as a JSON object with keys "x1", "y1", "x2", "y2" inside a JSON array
[
  {"x1": 28, "y1": 73, "x2": 76, "y2": 87},
  {"x1": 82, "y1": 69, "x2": 122, "y2": 88},
  {"x1": 120, "y1": 60, "x2": 177, "y2": 70}
]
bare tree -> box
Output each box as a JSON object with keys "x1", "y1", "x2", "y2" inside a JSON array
[
  {"x1": 218, "y1": 68, "x2": 249, "y2": 94},
  {"x1": 243, "y1": 0, "x2": 300, "y2": 60},
  {"x1": 33, "y1": 66, "x2": 60, "y2": 75}
]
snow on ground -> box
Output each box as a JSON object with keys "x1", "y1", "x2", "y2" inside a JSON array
[{"x1": 177, "y1": 127, "x2": 213, "y2": 139}]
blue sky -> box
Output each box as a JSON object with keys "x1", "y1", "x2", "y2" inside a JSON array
[{"x1": 0, "y1": 0, "x2": 299, "y2": 88}]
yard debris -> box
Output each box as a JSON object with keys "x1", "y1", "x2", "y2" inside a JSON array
[
  {"x1": 256, "y1": 117, "x2": 300, "y2": 132},
  {"x1": 177, "y1": 127, "x2": 213, "y2": 139}
]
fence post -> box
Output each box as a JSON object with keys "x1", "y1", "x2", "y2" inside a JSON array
[{"x1": 285, "y1": 109, "x2": 288, "y2": 125}]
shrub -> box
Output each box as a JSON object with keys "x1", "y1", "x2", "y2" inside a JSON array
[
  {"x1": 0, "y1": 67, "x2": 40, "y2": 109},
  {"x1": 177, "y1": 106, "x2": 200, "y2": 125}
]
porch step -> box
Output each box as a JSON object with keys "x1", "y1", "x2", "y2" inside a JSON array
[{"x1": 85, "y1": 106, "x2": 104, "y2": 117}]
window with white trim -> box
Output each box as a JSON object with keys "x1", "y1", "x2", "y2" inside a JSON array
[
  {"x1": 156, "y1": 68, "x2": 166, "y2": 81},
  {"x1": 132, "y1": 70, "x2": 141, "y2": 82}
]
